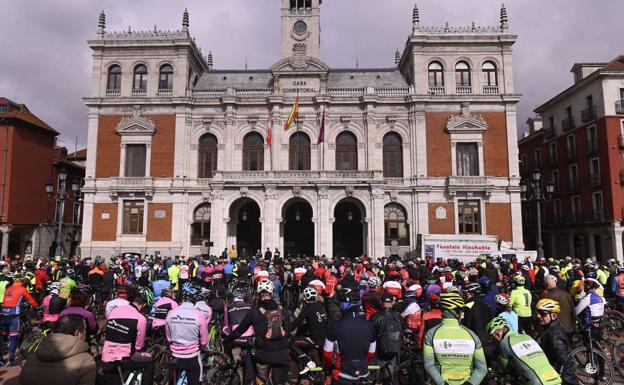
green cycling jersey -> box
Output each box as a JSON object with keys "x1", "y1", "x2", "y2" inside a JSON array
[
  {"x1": 510, "y1": 286, "x2": 532, "y2": 317},
  {"x1": 423, "y1": 316, "x2": 487, "y2": 385},
  {"x1": 498, "y1": 331, "x2": 562, "y2": 385}
]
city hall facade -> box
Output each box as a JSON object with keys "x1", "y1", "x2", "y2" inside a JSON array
[{"x1": 81, "y1": 0, "x2": 523, "y2": 259}]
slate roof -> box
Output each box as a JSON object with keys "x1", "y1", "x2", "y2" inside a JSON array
[{"x1": 0, "y1": 97, "x2": 59, "y2": 135}]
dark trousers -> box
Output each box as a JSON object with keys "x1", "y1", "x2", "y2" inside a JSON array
[
  {"x1": 256, "y1": 361, "x2": 288, "y2": 385},
  {"x1": 518, "y1": 316, "x2": 533, "y2": 335},
  {"x1": 103, "y1": 356, "x2": 155, "y2": 385},
  {"x1": 171, "y1": 356, "x2": 202, "y2": 385}
]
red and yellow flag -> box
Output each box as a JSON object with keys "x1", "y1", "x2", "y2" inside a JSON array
[
  {"x1": 266, "y1": 106, "x2": 273, "y2": 146},
  {"x1": 283, "y1": 96, "x2": 299, "y2": 130}
]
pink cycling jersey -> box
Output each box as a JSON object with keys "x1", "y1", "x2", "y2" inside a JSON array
[
  {"x1": 165, "y1": 302, "x2": 208, "y2": 358},
  {"x1": 151, "y1": 296, "x2": 178, "y2": 328},
  {"x1": 102, "y1": 304, "x2": 147, "y2": 363}
]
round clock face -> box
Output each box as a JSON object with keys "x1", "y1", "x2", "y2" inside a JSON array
[{"x1": 293, "y1": 20, "x2": 307, "y2": 34}]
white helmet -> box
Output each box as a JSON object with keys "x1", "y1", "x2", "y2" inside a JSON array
[
  {"x1": 368, "y1": 276, "x2": 382, "y2": 288},
  {"x1": 257, "y1": 279, "x2": 274, "y2": 294},
  {"x1": 303, "y1": 287, "x2": 318, "y2": 303}
]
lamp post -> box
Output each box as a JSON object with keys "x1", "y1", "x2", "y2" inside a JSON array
[
  {"x1": 45, "y1": 168, "x2": 81, "y2": 258},
  {"x1": 520, "y1": 169, "x2": 554, "y2": 260}
]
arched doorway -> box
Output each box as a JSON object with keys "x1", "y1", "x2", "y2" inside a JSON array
[
  {"x1": 229, "y1": 198, "x2": 262, "y2": 259},
  {"x1": 282, "y1": 198, "x2": 314, "y2": 258},
  {"x1": 333, "y1": 198, "x2": 366, "y2": 259}
]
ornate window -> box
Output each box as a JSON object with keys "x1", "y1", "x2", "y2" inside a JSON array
[
  {"x1": 290, "y1": 0, "x2": 311, "y2": 9},
  {"x1": 455, "y1": 61, "x2": 471, "y2": 87},
  {"x1": 133, "y1": 64, "x2": 148, "y2": 90},
  {"x1": 335, "y1": 131, "x2": 358, "y2": 171},
  {"x1": 198, "y1": 134, "x2": 218, "y2": 178},
  {"x1": 125, "y1": 144, "x2": 146, "y2": 177},
  {"x1": 243, "y1": 133, "x2": 264, "y2": 171},
  {"x1": 458, "y1": 200, "x2": 481, "y2": 234},
  {"x1": 191, "y1": 204, "x2": 211, "y2": 246},
  {"x1": 456, "y1": 143, "x2": 479, "y2": 176},
  {"x1": 384, "y1": 203, "x2": 409, "y2": 246},
  {"x1": 428, "y1": 62, "x2": 444, "y2": 87},
  {"x1": 482, "y1": 61, "x2": 498, "y2": 86},
  {"x1": 289, "y1": 132, "x2": 311, "y2": 170},
  {"x1": 123, "y1": 200, "x2": 144, "y2": 234},
  {"x1": 383, "y1": 132, "x2": 403, "y2": 177},
  {"x1": 159, "y1": 64, "x2": 173, "y2": 90},
  {"x1": 107, "y1": 65, "x2": 122, "y2": 90}
]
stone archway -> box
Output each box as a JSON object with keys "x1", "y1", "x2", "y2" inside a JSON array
[
  {"x1": 228, "y1": 197, "x2": 262, "y2": 260},
  {"x1": 281, "y1": 198, "x2": 314, "y2": 258},
  {"x1": 333, "y1": 198, "x2": 367, "y2": 259}
]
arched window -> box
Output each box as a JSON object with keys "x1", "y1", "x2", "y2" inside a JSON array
[
  {"x1": 383, "y1": 132, "x2": 403, "y2": 177},
  {"x1": 428, "y1": 61, "x2": 444, "y2": 90},
  {"x1": 243, "y1": 132, "x2": 264, "y2": 171},
  {"x1": 482, "y1": 61, "x2": 498, "y2": 88},
  {"x1": 191, "y1": 204, "x2": 211, "y2": 246},
  {"x1": 384, "y1": 203, "x2": 409, "y2": 246},
  {"x1": 107, "y1": 65, "x2": 121, "y2": 91},
  {"x1": 335, "y1": 131, "x2": 358, "y2": 171},
  {"x1": 133, "y1": 64, "x2": 148, "y2": 90},
  {"x1": 289, "y1": 132, "x2": 311, "y2": 170},
  {"x1": 455, "y1": 61, "x2": 471, "y2": 87},
  {"x1": 198, "y1": 134, "x2": 218, "y2": 178},
  {"x1": 159, "y1": 64, "x2": 174, "y2": 90}
]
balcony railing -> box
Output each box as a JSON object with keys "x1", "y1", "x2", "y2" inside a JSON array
[
  {"x1": 619, "y1": 135, "x2": 624, "y2": 149},
  {"x1": 456, "y1": 86, "x2": 472, "y2": 94},
  {"x1": 483, "y1": 85, "x2": 500, "y2": 94},
  {"x1": 567, "y1": 147, "x2": 577, "y2": 160},
  {"x1": 157, "y1": 88, "x2": 172, "y2": 96},
  {"x1": 616, "y1": 100, "x2": 624, "y2": 114},
  {"x1": 561, "y1": 117, "x2": 575, "y2": 132},
  {"x1": 549, "y1": 155, "x2": 558, "y2": 167},
  {"x1": 544, "y1": 126, "x2": 556, "y2": 139},
  {"x1": 585, "y1": 209, "x2": 605, "y2": 222},
  {"x1": 549, "y1": 213, "x2": 563, "y2": 225},
  {"x1": 428, "y1": 86, "x2": 446, "y2": 95},
  {"x1": 105, "y1": 89, "x2": 120, "y2": 97},
  {"x1": 589, "y1": 173, "x2": 601, "y2": 187},
  {"x1": 581, "y1": 106, "x2": 597, "y2": 122},
  {"x1": 569, "y1": 178, "x2": 579, "y2": 191},
  {"x1": 208, "y1": 170, "x2": 383, "y2": 183},
  {"x1": 587, "y1": 139, "x2": 599, "y2": 154},
  {"x1": 131, "y1": 89, "x2": 147, "y2": 97},
  {"x1": 565, "y1": 212, "x2": 582, "y2": 224}
]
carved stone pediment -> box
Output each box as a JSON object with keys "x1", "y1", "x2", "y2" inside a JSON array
[
  {"x1": 270, "y1": 56, "x2": 330, "y2": 74},
  {"x1": 116, "y1": 106, "x2": 156, "y2": 135},
  {"x1": 446, "y1": 103, "x2": 488, "y2": 133}
]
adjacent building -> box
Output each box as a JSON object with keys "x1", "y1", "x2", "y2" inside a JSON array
[
  {"x1": 518, "y1": 56, "x2": 624, "y2": 261},
  {"x1": 0, "y1": 97, "x2": 85, "y2": 258},
  {"x1": 81, "y1": 1, "x2": 523, "y2": 259}
]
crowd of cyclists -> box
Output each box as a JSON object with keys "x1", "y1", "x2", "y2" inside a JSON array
[{"x1": 0, "y1": 248, "x2": 623, "y2": 385}]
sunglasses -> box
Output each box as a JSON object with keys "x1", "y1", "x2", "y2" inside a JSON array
[{"x1": 536, "y1": 311, "x2": 551, "y2": 317}]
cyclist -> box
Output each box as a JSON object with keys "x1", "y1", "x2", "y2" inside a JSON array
[
  {"x1": 575, "y1": 277, "x2": 605, "y2": 337},
  {"x1": 290, "y1": 286, "x2": 327, "y2": 374},
  {"x1": 101, "y1": 287, "x2": 154, "y2": 385},
  {"x1": 322, "y1": 286, "x2": 376, "y2": 385},
  {"x1": 509, "y1": 275, "x2": 533, "y2": 335},
  {"x1": 0, "y1": 273, "x2": 39, "y2": 365},
  {"x1": 223, "y1": 287, "x2": 254, "y2": 385},
  {"x1": 487, "y1": 316, "x2": 561, "y2": 385},
  {"x1": 194, "y1": 287, "x2": 213, "y2": 325},
  {"x1": 165, "y1": 284, "x2": 209, "y2": 385},
  {"x1": 535, "y1": 299, "x2": 577, "y2": 385},
  {"x1": 495, "y1": 293, "x2": 519, "y2": 333},
  {"x1": 42, "y1": 281, "x2": 66, "y2": 326},
  {"x1": 150, "y1": 286, "x2": 178, "y2": 329},
  {"x1": 105, "y1": 286, "x2": 130, "y2": 319},
  {"x1": 363, "y1": 275, "x2": 382, "y2": 320},
  {"x1": 372, "y1": 293, "x2": 403, "y2": 385},
  {"x1": 224, "y1": 279, "x2": 291, "y2": 385},
  {"x1": 58, "y1": 283, "x2": 98, "y2": 338},
  {"x1": 423, "y1": 292, "x2": 487, "y2": 385},
  {"x1": 58, "y1": 272, "x2": 76, "y2": 300}
]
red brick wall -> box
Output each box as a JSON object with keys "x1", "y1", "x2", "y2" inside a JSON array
[
  {"x1": 96, "y1": 114, "x2": 175, "y2": 178},
  {"x1": 146, "y1": 203, "x2": 172, "y2": 241},
  {"x1": 92, "y1": 203, "x2": 118, "y2": 241},
  {"x1": 426, "y1": 111, "x2": 509, "y2": 177},
  {"x1": 485, "y1": 203, "x2": 512, "y2": 242},
  {"x1": 428, "y1": 203, "x2": 455, "y2": 234}
]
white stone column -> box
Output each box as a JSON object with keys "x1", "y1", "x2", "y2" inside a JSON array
[
  {"x1": 0, "y1": 225, "x2": 12, "y2": 258},
  {"x1": 173, "y1": 108, "x2": 187, "y2": 177},
  {"x1": 209, "y1": 191, "x2": 225, "y2": 256},
  {"x1": 412, "y1": 105, "x2": 427, "y2": 177},
  {"x1": 371, "y1": 188, "x2": 385, "y2": 259},
  {"x1": 510, "y1": 192, "x2": 524, "y2": 250},
  {"x1": 611, "y1": 225, "x2": 624, "y2": 262},
  {"x1": 85, "y1": 110, "x2": 99, "y2": 178},
  {"x1": 587, "y1": 231, "x2": 596, "y2": 260},
  {"x1": 264, "y1": 187, "x2": 278, "y2": 250},
  {"x1": 318, "y1": 188, "x2": 331, "y2": 257}
]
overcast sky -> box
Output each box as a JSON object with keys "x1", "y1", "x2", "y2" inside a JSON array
[{"x1": 1, "y1": 0, "x2": 621, "y2": 150}]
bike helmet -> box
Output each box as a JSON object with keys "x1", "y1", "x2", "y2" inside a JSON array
[
  {"x1": 138, "y1": 287, "x2": 154, "y2": 307},
  {"x1": 584, "y1": 278, "x2": 601, "y2": 289},
  {"x1": 182, "y1": 282, "x2": 199, "y2": 295},
  {"x1": 464, "y1": 282, "x2": 481, "y2": 294},
  {"x1": 446, "y1": 285, "x2": 460, "y2": 294},
  {"x1": 358, "y1": 278, "x2": 369, "y2": 288},
  {"x1": 395, "y1": 261, "x2": 404, "y2": 269},
  {"x1": 487, "y1": 316, "x2": 509, "y2": 335},
  {"x1": 199, "y1": 287, "x2": 211, "y2": 300},
  {"x1": 494, "y1": 293, "x2": 510, "y2": 306},
  {"x1": 257, "y1": 279, "x2": 274, "y2": 294},
  {"x1": 585, "y1": 271, "x2": 597, "y2": 280},
  {"x1": 368, "y1": 276, "x2": 382, "y2": 288},
  {"x1": 160, "y1": 286, "x2": 174, "y2": 299},
  {"x1": 536, "y1": 298, "x2": 560, "y2": 314},
  {"x1": 71, "y1": 283, "x2": 92, "y2": 297},
  {"x1": 439, "y1": 292, "x2": 465, "y2": 310},
  {"x1": 404, "y1": 290, "x2": 417, "y2": 300},
  {"x1": 231, "y1": 288, "x2": 246, "y2": 301},
  {"x1": 303, "y1": 287, "x2": 318, "y2": 303},
  {"x1": 478, "y1": 276, "x2": 492, "y2": 286},
  {"x1": 521, "y1": 264, "x2": 530, "y2": 272},
  {"x1": 337, "y1": 287, "x2": 361, "y2": 303},
  {"x1": 513, "y1": 275, "x2": 526, "y2": 285},
  {"x1": 48, "y1": 281, "x2": 61, "y2": 292}
]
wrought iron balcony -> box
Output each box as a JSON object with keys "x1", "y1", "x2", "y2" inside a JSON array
[
  {"x1": 549, "y1": 155, "x2": 558, "y2": 167},
  {"x1": 616, "y1": 100, "x2": 624, "y2": 114},
  {"x1": 589, "y1": 173, "x2": 601, "y2": 187},
  {"x1": 561, "y1": 117, "x2": 575, "y2": 132},
  {"x1": 544, "y1": 126, "x2": 556, "y2": 139},
  {"x1": 587, "y1": 139, "x2": 599, "y2": 154},
  {"x1": 581, "y1": 106, "x2": 597, "y2": 122},
  {"x1": 585, "y1": 209, "x2": 605, "y2": 222},
  {"x1": 567, "y1": 147, "x2": 577, "y2": 160},
  {"x1": 565, "y1": 211, "x2": 582, "y2": 224},
  {"x1": 619, "y1": 135, "x2": 624, "y2": 149},
  {"x1": 568, "y1": 178, "x2": 579, "y2": 191}
]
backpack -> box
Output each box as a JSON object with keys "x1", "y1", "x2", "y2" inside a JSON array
[
  {"x1": 377, "y1": 311, "x2": 403, "y2": 355},
  {"x1": 259, "y1": 305, "x2": 286, "y2": 340}
]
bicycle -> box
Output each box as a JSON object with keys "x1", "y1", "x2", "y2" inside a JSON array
[
  {"x1": 297, "y1": 364, "x2": 381, "y2": 385},
  {"x1": 19, "y1": 323, "x2": 52, "y2": 359},
  {"x1": 569, "y1": 327, "x2": 615, "y2": 385}
]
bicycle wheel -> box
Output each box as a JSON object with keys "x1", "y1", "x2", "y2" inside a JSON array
[
  {"x1": 19, "y1": 331, "x2": 44, "y2": 360},
  {"x1": 150, "y1": 344, "x2": 171, "y2": 385},
  {"x1": 602, "y1": 312, "x2": 624, "y2": 345},
  {"x1": 570, "y1": 346, "x2": 615, "y2": 385}
]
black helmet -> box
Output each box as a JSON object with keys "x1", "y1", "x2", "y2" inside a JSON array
[
  {"x1": 71, "y1": 283, "x2": 92, "y2": 298},
  {"x1": 337, "y1": 287, "x2": 361, "y2": 303}
]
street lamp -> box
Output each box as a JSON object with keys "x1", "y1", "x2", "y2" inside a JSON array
[{"x1": 521, "y1": 169, "x2": 554, "y2": 260}]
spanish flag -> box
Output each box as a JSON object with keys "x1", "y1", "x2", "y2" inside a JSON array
[
  {"x1": 283, "y1": 96, "x2": 299, "y2": 130},
  {"x1": 266, "y1": 106, "x2": 273, "y2": 146}
]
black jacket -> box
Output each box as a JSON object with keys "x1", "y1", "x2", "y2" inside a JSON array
[
  {"x1": 541, "y1": 319, "x2": 577, "y2": 385},
  {"x1": 290, "y1": 302, "x2": 327, "y2": 346}
]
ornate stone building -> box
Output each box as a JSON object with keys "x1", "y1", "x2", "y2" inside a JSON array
[{"x1": 81, "y1": 1, "x2": 523, "y2": 259}]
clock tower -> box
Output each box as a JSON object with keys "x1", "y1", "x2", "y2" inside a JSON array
[{"x1": 281, "y1": 0, "x2": 322, "y2": 59}]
